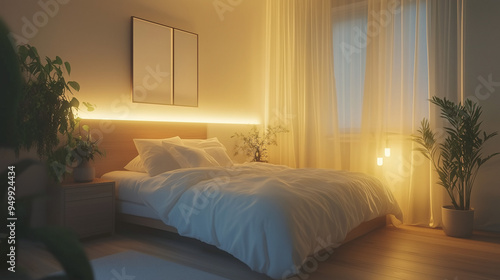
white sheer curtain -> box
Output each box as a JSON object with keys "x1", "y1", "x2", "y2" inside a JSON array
[
  {"x1": 265, "y1": 0, "x2": 464, "y2": 227},
  {"x1": 265, "y1": 0, "x2": 341, "y2": 169},
  {"x1": 350, "y1": 0, "x2": 435, "y2": 225}
]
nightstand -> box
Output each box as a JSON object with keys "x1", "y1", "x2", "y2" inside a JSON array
[{"x1": 50, "y1": 178, "x2": 115, "y2": 238}]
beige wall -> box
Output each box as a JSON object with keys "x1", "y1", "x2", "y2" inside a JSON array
[
  {"x1": 0, "y1": 0, "x2": 265, "y2": 125},
  {"x1": 465, "y1": 0, "x2": 500, "y2": 231},
  {"x1": 0, "y1": 0, "x2": 267, "y2": 225}
]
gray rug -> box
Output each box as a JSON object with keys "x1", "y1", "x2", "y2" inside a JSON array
[{"x1": 57, "y1": 250, "x2": 231, "y2": 280}]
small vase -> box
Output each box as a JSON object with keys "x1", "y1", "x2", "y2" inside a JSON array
[
  {"x1": 73, "y1": 160, "x2": 95, "y2": 182},
  {"x1": 442, "y1": 205, "x2": 474, "y2": 238}
]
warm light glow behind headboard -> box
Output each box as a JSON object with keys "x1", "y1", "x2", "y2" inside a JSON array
[{"x1": 78, "y1": 112, "x2": 260, "y2": 125}]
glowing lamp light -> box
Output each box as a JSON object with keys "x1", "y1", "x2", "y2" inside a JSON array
[
  {"x1": 78, "y1": 112, "x2": 260, "y2": 125},
  {"x1": 377, "y1": 157, "x2": 384, "y2": 166},
  {"x1": 384, "y1": 148, "x2": 391, "y2": 157}
]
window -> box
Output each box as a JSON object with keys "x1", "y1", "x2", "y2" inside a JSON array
[
  {"x1": 332, "y1": 0, "x2": 429, "y2": 134},
  {"x1": 332, "y1": 1, "x2": 368, "y2": 132}
]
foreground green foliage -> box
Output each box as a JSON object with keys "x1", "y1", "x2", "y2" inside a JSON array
[{"x1": 1, "y1": 19, "x2": 94, "y2": 279}]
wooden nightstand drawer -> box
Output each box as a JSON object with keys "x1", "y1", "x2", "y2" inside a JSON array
[{"x1": 50, "y1": 179, "x2": 115, "y2": 238}]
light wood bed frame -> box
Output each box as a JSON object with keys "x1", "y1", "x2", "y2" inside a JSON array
[{"x1": 81, "y1": 118, "x2": 386, "y2": 245}]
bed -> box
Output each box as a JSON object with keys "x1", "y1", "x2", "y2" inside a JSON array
[{"x1": 83, "y1": 119, "x2": 402, "y2": 279}]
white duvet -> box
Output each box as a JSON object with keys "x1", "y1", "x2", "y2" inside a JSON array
[{"x1": 104, "y1": 163, "x2": 402, "y2": 279}]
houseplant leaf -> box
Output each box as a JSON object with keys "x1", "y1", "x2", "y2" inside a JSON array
[
  {"x1": 64, "y1": 61, "x2": 71, "y2": 75},
  {"x1": 69, "y1": 97, "x2": 80, "y2": 108},
  {"x1": 54, "y1": 55, "x2": 63, "y2": 65},
  {"x1": 68, "y1": 81, "x2": 80, "y2": 91}
]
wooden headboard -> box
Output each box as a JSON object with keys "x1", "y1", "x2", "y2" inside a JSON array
[{"x1": 80, "y1": 119, "x2": 207, "y2": 177}]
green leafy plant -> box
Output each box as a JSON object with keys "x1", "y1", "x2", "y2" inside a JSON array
[
  {"x1": 70, "y1": 124, "x2": 105, "y2": 162},
  {"x1": 413, "y1": 96, "x2": 499, "y2": 210},
  {"x1": 16, "y1": 44, "x2": 97, "y2": 182},
  {"x1": 49, "y1": 122, "x2": 105, "y2": 182},
  {"x1": 16, "y1": 44, "x2": 85, "y2": 158},
  {"x1": 232, "y1": 124, "x2": 288, "y2": 162},
  {"x1": 1, "y1": 20, "x2": 93, "y2": 279}
]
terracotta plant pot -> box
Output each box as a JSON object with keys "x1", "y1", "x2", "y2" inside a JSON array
[
  {"x1": 73, "y1": 160, "x2": 95, "y2": 183},
  {"x1": 441, "y1": 205, "x2": 474, "y2": 238}
]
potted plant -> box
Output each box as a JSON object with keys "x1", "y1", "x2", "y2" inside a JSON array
[
  {"x1": 16, "y1": 43, "x2": 98, "y2": 181},
  {"x1": 67, "y1": 123, "x2": 104, "y2": 182},
  {"x1": 232, "y1": 124, "x2": 288, "y2": 162},
  {"x1": 414, "y1": 96, "x2": 499, "y2": 237}
]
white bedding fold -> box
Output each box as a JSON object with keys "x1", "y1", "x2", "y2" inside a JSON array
[{"x1": 104, "y1": 163, "x2": 402, "y2": 279}]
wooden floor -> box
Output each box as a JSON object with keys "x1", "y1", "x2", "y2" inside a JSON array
[{"x1": 18, "y1": 223, "x2": 500, "y2": 280}]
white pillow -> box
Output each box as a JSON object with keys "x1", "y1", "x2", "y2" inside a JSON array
[
  {"x1": 123, "y1": 155, "x2": 146, "y2": 172},
  {"x1": 133, "y1": 137, "x2": 183, "y2": 176},
  {"x1": 163, "y1": 141, "x2": 220, "y2": 168},
  {"x1": 204, "y1": 147, "x2": 233, "y2": 167},
  {"x1": 182, "y1": 137, "x2": 227, "y2": 150}
]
